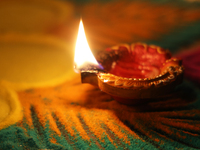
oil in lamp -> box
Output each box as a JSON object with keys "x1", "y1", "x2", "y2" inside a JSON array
[{"x1": 74, "y1": 20, "x2": 184, "y2": 105}]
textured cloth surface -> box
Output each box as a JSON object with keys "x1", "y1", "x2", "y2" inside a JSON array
[
  {"x1": 1, "y1": 74, "x2": 200, "y2": 149},
  {"x1": 0, "y1": 86, "x2": 22, "y2": 130},
  {"x1": 1, "y1": 0, "x2": 200, "y2": 149}
]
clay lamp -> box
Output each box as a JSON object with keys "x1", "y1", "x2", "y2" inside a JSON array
[{"x1": 74, "y1": 20, "x2": 184, "y2": 105}]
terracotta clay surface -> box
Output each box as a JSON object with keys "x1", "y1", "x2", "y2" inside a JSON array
[
  {"x1": 108, "y1": 44, "x2": 171, "y2": 79},
  {"x1": 96, "y1": 43, "x2": 184, "y2": 104}
]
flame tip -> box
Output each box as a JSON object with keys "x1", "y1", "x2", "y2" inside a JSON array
[{"x1": 74, "y1": 20, "x2": 100, "y2": 71}]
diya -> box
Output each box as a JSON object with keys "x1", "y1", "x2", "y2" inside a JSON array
[{"x1": 74, "y1": 20, "x2": 184, "y2": 105}]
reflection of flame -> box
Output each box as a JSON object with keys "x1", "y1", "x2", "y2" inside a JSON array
[{"x1": 74, "y1": 20, "x2": 99, "y2": 72}]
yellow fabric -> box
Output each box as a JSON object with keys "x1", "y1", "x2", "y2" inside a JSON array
[
  {"x1": 0, "y1": 34, "x2": 76, "y2": 91},
  {"x1": 0, "y1": 85, "x2": 22, "y2": 130}
]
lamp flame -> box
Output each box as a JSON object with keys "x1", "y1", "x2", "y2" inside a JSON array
[{"x1": 74, "y1": 20, "x2": 99, "y2": 72}]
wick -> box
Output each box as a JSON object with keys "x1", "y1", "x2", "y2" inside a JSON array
[{"x1": 74, "y1": 62, "x2": 105, "y2": 73}]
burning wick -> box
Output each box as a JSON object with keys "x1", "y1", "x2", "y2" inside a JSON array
[
  {"x1": 74, "y1": 20, "x2": 103, "y2": 73},
  {"x1": 74, "y1": 19, "x2": 104, "y2": 85}
]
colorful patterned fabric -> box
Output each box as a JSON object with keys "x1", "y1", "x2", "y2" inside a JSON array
[
  {"x1": 1, "y1": 76, "x2": 199, "y2": 149},
  {"x1": 1, "y1": 0, "x2": 200, "y2": 149}
]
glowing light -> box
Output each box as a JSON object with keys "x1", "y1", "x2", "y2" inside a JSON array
[{"x1": 74, "y1": 20, "x2": 99, "y2": 71}]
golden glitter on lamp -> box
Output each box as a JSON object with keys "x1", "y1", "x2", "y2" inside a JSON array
[{"x1": 74, "y1": 20, "x2": 184, "y2": 105}]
